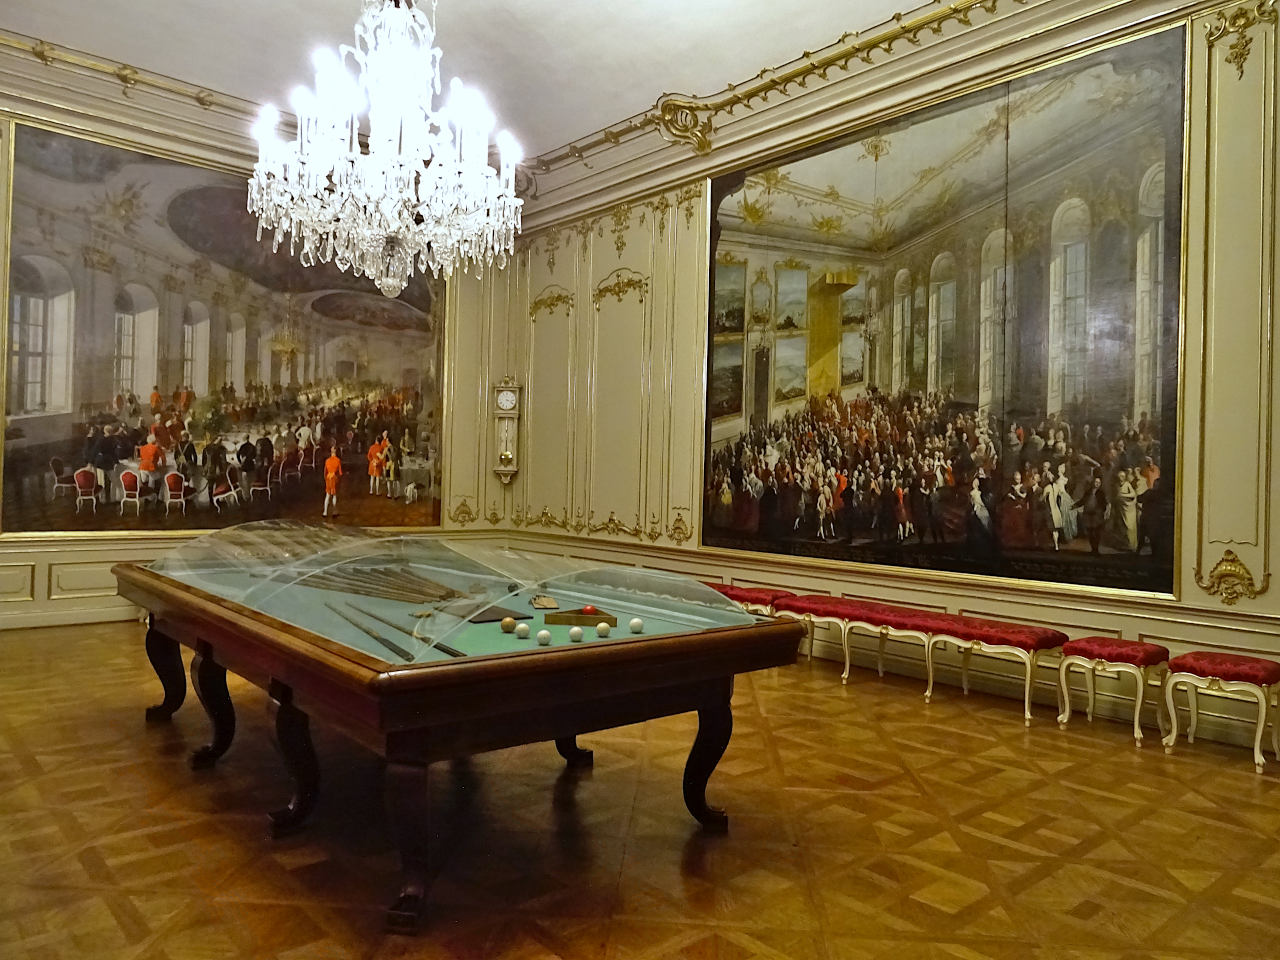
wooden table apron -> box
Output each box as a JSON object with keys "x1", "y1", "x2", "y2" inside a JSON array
[{"x1": 112, "y1": 561, "x2": 803, "y2": 932}]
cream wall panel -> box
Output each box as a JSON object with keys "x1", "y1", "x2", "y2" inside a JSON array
[
  {"x1": 1199, "y1": 10, "x2": 1273, "y2": 549},
  {"x1": 661, "y1": 184, "x2": 709, "y2": 542},
  {"x1": 522, "y1": 294, "x2": 576, "y2": 522},
  {"x1": 442, "y1": 275, "x2": 487, "y2": 526},
  {"x1": 47, "y1": 560, "x2": 119, "y2": 600},
  {"x1": 587, "y1": 275, "x2": 650, "y2": 531},
  {"x1": 0, "y1": 562, "x2": 35, "y2": 603}
]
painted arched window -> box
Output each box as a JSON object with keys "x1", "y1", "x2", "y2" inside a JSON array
[
  {"x1": 892, "y1": 269, "x2": 911, "y2": 393},
  {"x1": 183, "y1": 302, "x2": 211, "y2": 395},
  {"x1": 978, "y1": 230, "x2": 1014, "y2": 417},
  {"x1": 114, "y1": 284, "x2": 159, "y2": 399},
  {"x1": 8, "y1": 255, "x2": 74, "y2": 415},
  {"x1": 1048, "y1": 198, "x2": 1091, "y2": 414},
  {"x1": 1134, "y1": 162, "x2": 1165, "y2": 424},
  {"x1": 928, "y1": 253, "x2": 957, "y2": 395}
]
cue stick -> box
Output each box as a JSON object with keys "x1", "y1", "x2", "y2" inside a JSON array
[
  {"x1": 323, "y1": 601, "x2": 413, "y2": 661},
  {"x1": 344, "y1": 601, "x2": 467, "y2": 660}
]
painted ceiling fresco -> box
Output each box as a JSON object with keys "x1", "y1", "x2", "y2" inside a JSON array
[{"x1": 720, "y1": 28, "x2": 1183, "y2": 252}]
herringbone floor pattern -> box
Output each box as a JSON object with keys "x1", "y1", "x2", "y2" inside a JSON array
[{"x1": 4, "y1": 621, "x2": 1280, "y2": 959}]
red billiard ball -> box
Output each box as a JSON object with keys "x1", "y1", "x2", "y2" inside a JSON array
[{"x1": 581, "y1": 604, "x2": 597, "y2": 615}]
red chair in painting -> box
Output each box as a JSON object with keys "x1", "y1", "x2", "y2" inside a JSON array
[
  {"x1": 281, "y1": 450, "x2": 304, "y2": 486},
  {"x1": 119, "y1": 469, "x2": 144, "y2": 516},
  {"x1": 49, "y1": 457, "x2": 77, "y2": 500},
  {"x1": 212, "y1": 466, "x2": 242, "y2": 513},
  {"x1": 73, "y1": 467, "x2": 101, "y2": 515},
  {"x1": 163, "y1": 471, "x2": 197, "y2": 516},
  {"x1": 248, "y1": 466, "x2": 272, "y2": 501}
]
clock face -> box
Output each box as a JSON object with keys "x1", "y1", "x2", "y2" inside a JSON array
[{"x1": 496, "y1": 389, "x2": 518, "y2": 411}]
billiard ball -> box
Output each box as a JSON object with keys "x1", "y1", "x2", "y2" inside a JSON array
[
  {"x1": 629, "y1": 617, "x2": 644, "y2": 634},
  {"x1": 500, "y1": 617, "x2": 516, "y2": 633},
  {"x1": 595, "y1": 622, "x2": 611, "y2": 637},
  {"x1": 515, "y1": 622, "x2": 530, "y2": 639},
  {"x1": 582, "y1": 604, "x2": 597, "y2": 615},
  {"x1": 568, "y1": 626, "x2": 584, "y2": 642},
  {"x1": 536, "y1": 629, "x2": 552, "y2": 646}
]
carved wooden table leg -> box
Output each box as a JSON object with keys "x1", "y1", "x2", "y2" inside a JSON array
[
  {"x1": 683, "y1": 676, "x2": 733, "y2": 834},
  {"x1": 267, "y1": 680, "x2": 319, "y2": 837},
  {"x1": 144, "y1": 617, "x2": 186, "y2": 723},
  {"x1": 189, "y1": 642, "x2": 236, "y2": 770},
  {"x1": 384, "y1": 758, "x2": 431, "y2": 933},
  {"x1": 554, "y1": 736, "x2": 594, "y2": 768}
]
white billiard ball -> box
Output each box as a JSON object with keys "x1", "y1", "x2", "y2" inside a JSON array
[
  {"x1": 568, "y1": 626, "x2": 584, "y2": 642},
  {"x1": 596, "y1": 622, "x2": 611, "y2": 637},
  {"x1": 515, "y1": 622, "x2": 531, "y2": 639},
  {"x1": 500, "y1": 616, "x2": 516, "y2": 633},
  {"x1": 629, "y1": 617, "x2": 644, "y2": 634},
  {"x1": 536, "y1": 628, "x2": 552, "y2": 646}
]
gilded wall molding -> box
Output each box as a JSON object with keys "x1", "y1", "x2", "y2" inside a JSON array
[
  {"x1": 1195, "y1": 550, "x2": 1272, "y2": 605},
  {"x1": 514, "y1": 505, "x2": 571, "y2": 530},
  {"x1": 0, "y1": 31, "x2": 235, "y2": 112},
  {"x1": 666, "y1": 511, "x2": 694, "y2": 546},
  {"x1": 486, "y1": 502, "x2": 503, "y2": 525},
  {"x1": 447, "y1": 498, "x2": 477, "y2": 526},
  {"x1": 587, "y1": 511, "x2": 645, "y2": 538},
  {"x1": 1205, "y1": 0, "x2": 1277, "y2": 79},
  {"x1": 529, "y1": 285, "x2": 575, "y2": 320},
  {"x1": 528, "y1": 0, "x2": 1028, "y2": 172},
  {"x1": 593, "y1": 268, "x2": 650, "y2": 307}
]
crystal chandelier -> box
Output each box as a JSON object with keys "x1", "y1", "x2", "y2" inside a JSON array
[
  {"x1": 247, "y1": 0, "x2": 523, "y2": 298},
  {"x1": 270, "y1": 295, "x2": 304, "y2": 358}
]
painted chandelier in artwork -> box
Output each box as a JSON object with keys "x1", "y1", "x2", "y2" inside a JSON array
[{"x1": 247, "y1": 0, "x2": 523, "y2": 297}]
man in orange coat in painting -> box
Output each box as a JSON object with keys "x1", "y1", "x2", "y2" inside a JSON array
[
  {"x1": 367, "y1": 436, "x2": 386, "y2": 495},
  {"x1": 323, "y1": 445, "x2": 342, "y2": 518}
]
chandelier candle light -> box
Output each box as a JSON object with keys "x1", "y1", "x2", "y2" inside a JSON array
[{"x1": 247, "y1": 0, "x2": 523, "y2": 298}]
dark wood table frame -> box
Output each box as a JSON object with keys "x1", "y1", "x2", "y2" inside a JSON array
[{"x1": 115, "y1": 562, "x2": 803, "y2": 932}]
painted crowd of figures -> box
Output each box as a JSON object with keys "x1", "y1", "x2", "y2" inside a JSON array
[{"x1": 705, "y1": 388, "x2": 1167, "y2": 559}]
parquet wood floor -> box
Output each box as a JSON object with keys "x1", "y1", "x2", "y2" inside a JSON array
[{"x1": 4, "y1": 621, "x2": 1280, "y2": 959}]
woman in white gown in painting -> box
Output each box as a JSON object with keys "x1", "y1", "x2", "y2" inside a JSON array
[
  {"x1": 1054, "y1": 465, "x2": 1077, "y2": 545},
  {"x1": 1111, "y1": 468, "x2": 1139, "y2": 552}
]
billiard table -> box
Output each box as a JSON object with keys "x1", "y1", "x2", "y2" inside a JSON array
[{"x1": 112, "y1": 521, "x2": 803, "y2": 932}]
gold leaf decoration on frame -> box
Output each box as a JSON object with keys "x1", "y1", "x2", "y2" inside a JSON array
[
  {"x1": 656, "y1": 101, "x2": 714, "y2": 153},
  {"x1": 776, "y1": 256, "x2": 809, "y2": 272},
  {"x1": 1205, "y1": 1, "x2": 1277, "y2": 80},
  {"x1": 571, "y1": 508, "x2": 588, "y2": 534},
  {"x1": 30, "y1": 40, "x2": 55, "y2": 65},
  {"x1": 448, "y1": 498, "x2": 477, "y2": 526},
  {"x1": 543, "y1": 230, "x2": 561, "y2": 271},
  {"x1": 486, "y1": 502, "x2": 502, "y2": 525},
  {"x1": 593, "y1": 268, "x2": 649, "y2": 308},
  {"x1": 647, "y1": 195, "x2": 672, "y2": 238},
  {"x1": 1195, "y1": 549, "x2": 1271, "y2": 605},
  {"x1": 114, "y1": 64, "x2": 140, "y2": 97},
  {"x1": 716, "y1": 250, "x2": 747, "y2": 266},
  {"x1": 521, "y1": 506, "x2": 570, "y2": 530},
  {"x1": 587, "y1": 511, "x2": 645, "y2": 538},
  {"x1": 530, "y1": 285, "x2": 575, "y2": 321}
]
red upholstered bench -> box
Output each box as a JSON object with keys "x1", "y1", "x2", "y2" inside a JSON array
[
  {"x1": 702, "y1": 583, "x2": 796, "y2": 615},
  {"x1": 772, "y1": 595, "x2": 1067, "y2": 725},
  {"x1": 1162, "y1": 651, "x2": 1280, "y2": 772},
  {"x1": 1057, "y1": 637, "x2": 1170, "y2": 746}
]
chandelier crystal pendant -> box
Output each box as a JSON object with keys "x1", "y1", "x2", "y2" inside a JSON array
[{"x1": 247, "y1": 0, "x2": 523, "y2": 298}]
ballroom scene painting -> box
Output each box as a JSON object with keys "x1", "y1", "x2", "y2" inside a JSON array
[
  {"x1": 3, "y1": 124, "x2": 444, "y2": 534},
  {"x1": 703, "y1": 27, "x2": 1184, "y2": 592}
]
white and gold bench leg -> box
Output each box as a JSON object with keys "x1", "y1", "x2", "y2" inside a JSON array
[
  {"x1": 1162, "y1": 674, "x2": 1181, "y2": 754},
  {"x1": 1021, "y1": 649, "x2": 1038, "y2": 727},
  {"x1": 877, "y1": 626, "x2": 888, "y2": 679},
  {"x1": 960, "y1": 642, "x2": 973, "y2": 696},
  {"x1": 1057, "y1": 656, "x2": 1078, "y2": 728},
  {"x1": 840, "y1": 620, "x2": 852, "y2": 685},
  {"x1": 924, "y1": 635, "x2": 941, "y2": 703},
  {"x1": 1187, "y1": 685, "x2": 1199, "y2": 744}
]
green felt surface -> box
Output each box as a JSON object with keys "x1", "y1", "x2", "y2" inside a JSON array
[{"x1": 154, "y1": 565, "x2": 756, "y2": 666}]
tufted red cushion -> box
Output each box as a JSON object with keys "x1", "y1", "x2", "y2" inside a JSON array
[
  {"x1": 773, "y1": 595, "x2": 1067, "y2": 652},
  {"x1": 1063, "y1": 636, "x2": 1170, "y2": 667},
  {"x1": 704, "y1": 583, "x2": 796, "y2": 607},
  {"x1": 1168, "y1": 651, "x2": 1280, "y2": 686}
]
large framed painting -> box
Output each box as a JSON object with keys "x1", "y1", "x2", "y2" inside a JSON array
[
  {"x1": 841, "y1": 330, "x2": 865, "y2": 386},
  {"x1": 773, "y1": 336, "x2": 807, "y2": 403},
  {"x1": 703, "y1": 25, "x2": 1186, "y2": 594},
  {"x1": 708, "y1": 340, "x2": 744, "y2": 419},
  {"x1": 775, "y1": 266, "x2": 808, "y2": 330},
  {"x1": 2, "y1": 123, "x2": 445, "y2": 535},
  {"x1": 712, "y1": 259, "x2": 746, "y2": 335}
]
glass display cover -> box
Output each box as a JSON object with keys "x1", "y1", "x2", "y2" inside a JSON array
[{"x1": 148, "y1": 521, "x2": 758, "y2": 665}]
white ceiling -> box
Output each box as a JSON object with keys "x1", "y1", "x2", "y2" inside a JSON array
[{"x1": 1, "y1": 0, "x2": 906, "y2": 157}]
